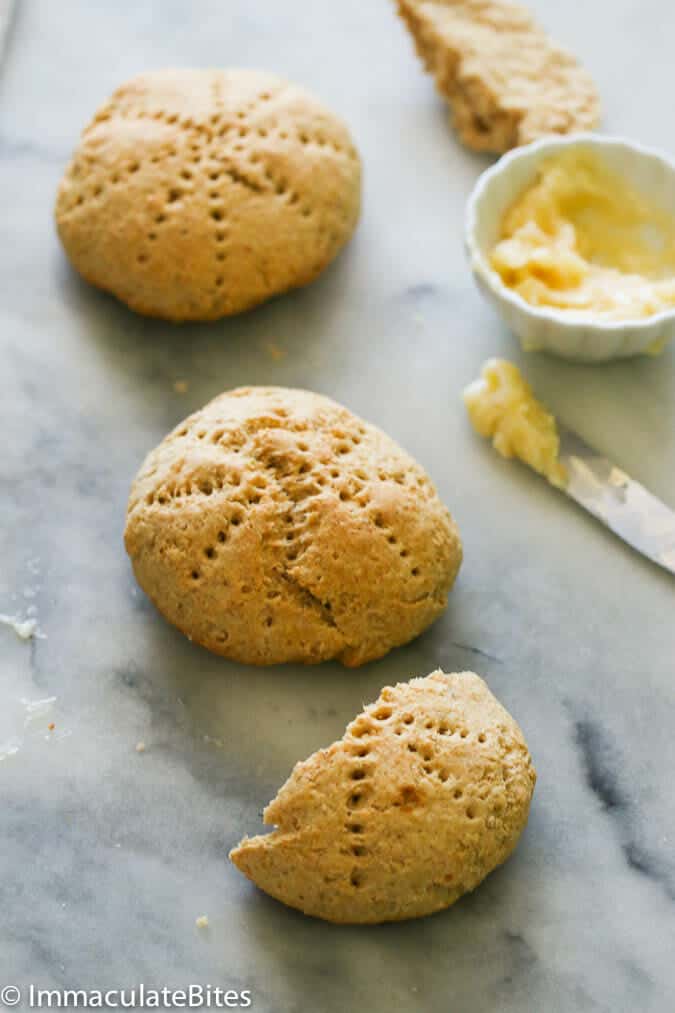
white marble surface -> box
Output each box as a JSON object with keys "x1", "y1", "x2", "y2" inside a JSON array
[{"x1": 1, "y1": 1, "x2": 674, "y2": 1010}]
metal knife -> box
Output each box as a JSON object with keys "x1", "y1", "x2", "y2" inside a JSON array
[{"x1": 556, "y1": 421, "x2": 675, "y2": 576}]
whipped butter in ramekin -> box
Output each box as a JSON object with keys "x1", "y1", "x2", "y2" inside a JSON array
[
  {"x1": 466, "y1": 135, "x2": 675, "y2": 361},
  {"x1": 491, "y1": 149, "x2": 675, "y2": 321}
]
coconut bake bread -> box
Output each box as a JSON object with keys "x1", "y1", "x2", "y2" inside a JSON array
[
  {"x1": 55, "y1": 69, "x2": 361, "y2": 320},
  {"x1": 124, "y1": 387, "x2": 462, "y2": 666},
  {"x1": 396, "y1": 0, "x2": 600, "y2": 152},
  {"x1": 231, "y1": 670, "x2": 536, "y2": 923}
]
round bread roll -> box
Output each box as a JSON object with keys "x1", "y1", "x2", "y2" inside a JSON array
[
  {"x1": 55, "y1": 69, "x2": 361, "y2": 320},
  {"x1": 124, "y1": 387, "x2": 462, "y2": 666},
  {"x1": 230, "y1": 670, "x2": 536, "y2": 923}
]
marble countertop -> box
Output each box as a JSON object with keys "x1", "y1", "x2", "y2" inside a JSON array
[{"x1": 1, "y1": 1, "x2": 674, "y2": 1010}]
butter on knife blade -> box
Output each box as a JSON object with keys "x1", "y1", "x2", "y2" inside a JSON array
[{"x1": 463, "y1": 358, "x2": 675, "y2": 576}]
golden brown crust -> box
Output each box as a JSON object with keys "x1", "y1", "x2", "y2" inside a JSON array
[
  {"x1": 55, "y1": 69, "x2": 361, "y2": 320},
  {"x1": 397, "y1": 0, "x2": 600, "y2": 152},
  {"x1": 230, "y1": 670, "x2": 536, "y2": 923},
  {"x1": 124, "y1": 387, "x2": 462, "y2": 666}
]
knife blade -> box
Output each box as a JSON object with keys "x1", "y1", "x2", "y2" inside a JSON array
[{"x1": 556, "y1": 421, "x2": 675, "y2": 576}]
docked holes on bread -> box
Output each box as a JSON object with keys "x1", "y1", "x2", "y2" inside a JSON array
[
  {"x1": 56, "y1": 69, "x2": 361, "y2": 320},
  {"x1": 124, "y1": 387, "x2": 462, "y2": 666}
]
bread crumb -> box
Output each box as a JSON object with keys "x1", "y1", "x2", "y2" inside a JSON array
[
  {"x1": 195, "y1": 915, "x2": 209, "y2": 929},
  {"x1": 48, "y1": 722, "x2": 55, "y2": 731},
  {"x1": 0, "y1": 613, "x2": 37, "y2": 639},
  {"x1": 173, "y1": 380, "x2": 189, "y2": 394},
  {"x1": 135, "y1": 741, "x2": 146, "y2": 753},
  {"x1": 264, "y1": 341, "x2": 286, "y2": 361}
]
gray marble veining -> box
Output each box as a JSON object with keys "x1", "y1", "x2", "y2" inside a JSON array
[{"x1": 1, "y1": 1, "x2": 674, "y2": 1011}]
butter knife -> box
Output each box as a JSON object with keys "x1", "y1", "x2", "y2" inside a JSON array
[{"x1": 557, "y1": 421, "x2": 675, "y2": 576}]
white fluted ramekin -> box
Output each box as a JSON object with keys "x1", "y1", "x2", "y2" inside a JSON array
[{"x1": 465, "y1": 134, "x2": 675, "y2": 362}]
